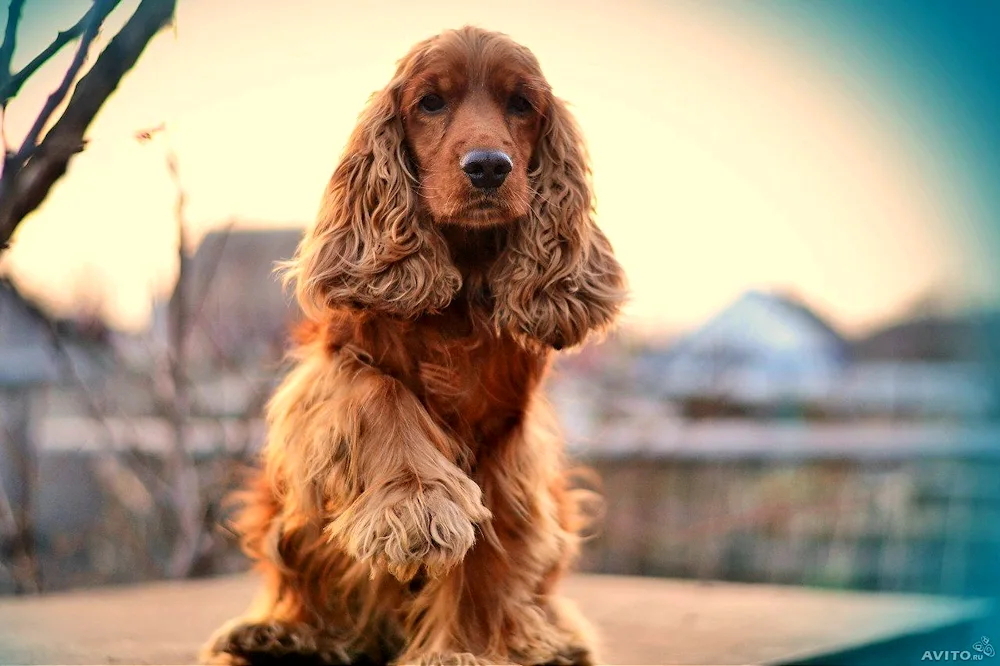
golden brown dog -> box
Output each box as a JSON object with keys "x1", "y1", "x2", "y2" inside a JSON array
[{"x1": 201, "y1": 25, "x2": 626, "y2": 666}]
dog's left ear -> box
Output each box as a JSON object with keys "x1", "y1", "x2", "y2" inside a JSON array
[
  {"x1": 491, "y1": 96, "x2": 627, "y2": 349},
  {"x1": 286, "y1": 72, "x2": 460, "y2": 322}
]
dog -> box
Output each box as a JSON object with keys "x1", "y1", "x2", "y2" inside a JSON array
[{"x1": 201, "y1": 25, "x2": 626, "y2": 666}]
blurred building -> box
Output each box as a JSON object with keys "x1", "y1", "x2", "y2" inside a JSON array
[
  {"x1": 634, "y1": 290, "x2": 848, "y2": 417},
  {"x1": 0, "y1": 279, "x2": 112, "y2": 593},
  {"x1": 628, "y1": 290, "x2": 996, "y2": 421},
  {"x1": 853, "y1": 310, "x2": 1000, "y2": 362},
  {"x1": 0, "y1": 279, "x2": 109, "y2": 389},
  {"x1": 152, "y1": 226, "x2": 305, "y2": 367},
  {"x1": 845, "y1": 311, "x2": 1000, "y2": 419}
]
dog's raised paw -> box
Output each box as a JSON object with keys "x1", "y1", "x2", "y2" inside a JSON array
[{"x1": 330, "y1": 479, "x2": 490, "y2": 582}]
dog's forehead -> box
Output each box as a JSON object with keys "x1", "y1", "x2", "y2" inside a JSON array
[{"x1": 407, "y1": 29, "x2": 545, "y2": 91}]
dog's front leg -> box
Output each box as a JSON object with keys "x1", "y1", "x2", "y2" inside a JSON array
[
  {"x1": 271, "y1": 349, "x2": 490, "y2": 583},
  {"x1": 329, "y1": 365, "x2": 491, "y2": 582}
]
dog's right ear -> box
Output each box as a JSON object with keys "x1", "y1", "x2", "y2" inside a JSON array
[{"x1": 285, "y1": 70, "x2": 461, "y2": 321}]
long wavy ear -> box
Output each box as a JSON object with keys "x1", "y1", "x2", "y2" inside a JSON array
[
  {"x1": 490, "y1": 96, "x2": 627, "y2": 349},
  {"x1": 287, "y1": 72, "x2": 461, "y2": 321}
]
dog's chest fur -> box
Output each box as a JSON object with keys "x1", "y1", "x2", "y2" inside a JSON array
[
  {"x1": 322, "y1": 298, "x2": 548, "y2": 452},
  {"x1": 416, "y1": 312, "x2": 546, "y2": 444},
  {"x1": 318, "y1": 225, "x2": 549, "y2": 451}
]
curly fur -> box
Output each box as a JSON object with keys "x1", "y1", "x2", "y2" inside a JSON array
[
  {"x1": 202, "y1": 26, "x2": 625, "y2": 666},
  {"x1": 491, "y1": 97, "x2": 625, "y2": 349},
  {"x1": 290, "y1": 79, "x2": 462, "y2": 321}
]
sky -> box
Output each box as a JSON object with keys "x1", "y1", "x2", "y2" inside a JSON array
[{"x1": 0, "y1": 0, "x2": 998, "y2": 337}]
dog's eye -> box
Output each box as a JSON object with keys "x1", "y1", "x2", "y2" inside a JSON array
[
  {"x1": 418, "y1": 94, "x2": 446, "y2": 113},
  {"x1": 507, "y1": 94, "x2": 533, "y2": 115}
]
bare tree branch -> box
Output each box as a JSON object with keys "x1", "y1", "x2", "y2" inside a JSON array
[
  {"x1": 0, "y1": 415, "x2": 21, "y2": 552},
  {"x1": 0, "y1": 0, "x2": 26, "y2": 90},
  {"x1": 0, "y1": 106, "x2": 9, "y2": 160},
  {"x1": 164, "y1": 174, "x2": 202, "y2": 579},
  {"x1": 0, "y1": 0, "x2": 177, "y2": 250},
  {"x1": 0, "y1": 390, "x2": 41, "y2": 593},
  {"x1": 1, "y1": 9, "x2": 92, "y2": 105},
  {"x1": 16, "y1": 0, "x2": 122, "y2": 163},
  {"x1": 136, "y1": 125, "x2": 205, "y2": 579}
]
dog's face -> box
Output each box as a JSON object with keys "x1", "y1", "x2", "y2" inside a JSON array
[
  {"x1": 399, "y1": 32, "x2": 546, "y2": 227},
  {"x1": 291, "y1": 26, "x2": 625, "y2": 348}
]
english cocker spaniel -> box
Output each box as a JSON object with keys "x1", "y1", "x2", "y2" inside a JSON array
[{"x1": 202, "y1": 26, "x2": 626, "y2": 666}]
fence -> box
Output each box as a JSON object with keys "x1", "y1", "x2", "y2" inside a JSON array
[{"x1": 575, "y1": 424, "x2": 1000, "y2": 597}]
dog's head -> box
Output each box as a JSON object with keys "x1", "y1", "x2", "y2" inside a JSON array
[{"x1": 290, "y1": 26, "x2": 626, "y2": 349}]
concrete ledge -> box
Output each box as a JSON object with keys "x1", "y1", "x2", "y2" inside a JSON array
[{"x1": 0, "y1": 573, "x2": 992, "y2": 665}]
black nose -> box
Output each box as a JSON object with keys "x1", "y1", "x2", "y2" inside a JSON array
[{"x1": 461, "y1": 149, "x2": 512, "y2": 189}]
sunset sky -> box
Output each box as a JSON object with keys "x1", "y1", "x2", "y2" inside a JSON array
[{"x1": 1, "y1": 0, "x2": 998, "y2": 336}]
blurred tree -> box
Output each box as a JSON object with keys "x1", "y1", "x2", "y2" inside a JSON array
[
  {"x1": 135, "y1": 123, "x2": 201, "y2": 579},
  {"x1": 0, "y1": 0, "x2": 177, "y2": 251}
]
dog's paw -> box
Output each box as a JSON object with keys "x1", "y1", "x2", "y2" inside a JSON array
[
  {"x1": 200, "y1": 620, "x2": 352, "y2": 665},
  {"x1": 507, "y1": 598, "x2": 598, "y2": 666},
  {"x1": 527, "y1": 645, "x2": 595, "y2": 666},
  {"x1": 330, "y1": 478, "x2": 490, "y2": 582}
]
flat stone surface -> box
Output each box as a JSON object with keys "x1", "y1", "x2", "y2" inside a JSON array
[{"x1": 0, "y1": 573, "x2": 991, "y2": 665}]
